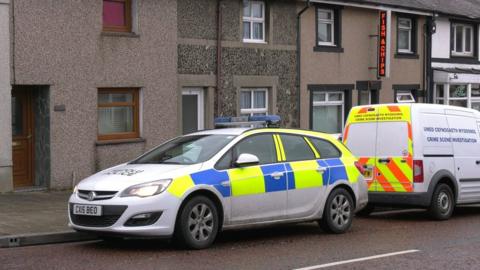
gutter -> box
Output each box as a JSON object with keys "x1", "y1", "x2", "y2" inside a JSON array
[
  {"x1": 296, "y1": 0, "x2": 310, "y2": 128},
  {"x1": 307, "y1": 0, "x2": 432, "y2": 16}
]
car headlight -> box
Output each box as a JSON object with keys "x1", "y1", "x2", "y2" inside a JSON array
[{"x1": 120, "y1": 179, "x2": 172, "y2": 198}]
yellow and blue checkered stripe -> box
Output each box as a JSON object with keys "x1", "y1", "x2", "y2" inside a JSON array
[{"x1": 167, "y1": 157, "x2": 356, "y2": 198}]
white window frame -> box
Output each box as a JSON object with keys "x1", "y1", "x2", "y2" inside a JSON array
[
  {"x1": 312, "y1": 91, "x2": 345, "y2": 132},
  {"x1": 433, "y1": 83, "x2": 480, "y2": 111},
  {"x1": 451, "y1": 23, "x2": 474, "y2": 57},
  {"x1": 242, "y1": 1, "x2": 266, "y2": 43},
  {"x1": 396, "y1": 91, "x2": 415, "y2": 103},
  {"x1": 398, "y1": 17, "x2": 413, "y2": 53},
  {"x1": 317, "y1": 8, "x2": 335, "y2": 46},
  {"x1": 240, "y1": 88, "x2": 268, "y2": 116}
]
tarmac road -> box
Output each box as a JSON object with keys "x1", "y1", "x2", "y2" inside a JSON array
[{"x1": 2, "y1": 207, "x2": 480, "y2": 270}]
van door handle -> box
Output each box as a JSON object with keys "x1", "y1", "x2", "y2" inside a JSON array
[
  {"x1": 476, "y1": 161, "x2": 480, "y2": 165},
  {"x1": 378, "y1": 158, "x2": 390, "y2": 164},
  {"x1": 271, "y1": 172, "x2": 284, "y2": 179}
]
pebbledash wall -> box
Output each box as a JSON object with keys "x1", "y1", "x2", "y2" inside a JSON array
[
  {"x1": 299, "y1": 3, "x2": 428, "y2": 132},
  {"x1": 177, "y1": 0, "x2": 299, "y2": 129},
  {"x1": 0, "y1": 0, "x2": 12, "y2": 191},
  {"x1": 9, "y1": 0, "x2": 177, "y2": 191}
]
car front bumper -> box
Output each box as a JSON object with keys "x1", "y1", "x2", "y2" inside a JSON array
[{"x1": 68, "y1": 192, "x2": 181, "y2": 237}]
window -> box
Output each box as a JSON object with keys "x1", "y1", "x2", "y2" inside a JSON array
[
  {"x1": 397, "y1": 17, "x2": 414, "y2": 53},
  {"x1": 233, "y1": 134, "x2": 276, "y2": 165},
  {"x1": 434, "y1": 84, "x2": 480, "y2": 111},
  {"x1": 240, "y1": 88, "x2": 268, "y2": 116},
  {"x1": 358, "y1": 91, "x2": 371, "y2": 105},
  {"x1": 311, "y1": 92, "x2": 344, "y2": 133},
  {"x1": 243, "y1": 1, "x2": 265, "y2": 43},
  {"x1": 98, "y1": 88, "x2": 139, "y2": 140},
  {"x1": 317, "y1": 9, "x2": 335, "y2": 46},
  {"x1": 451, "y1": 23, "x2": 474, "y2": 57},
  {"x1": 132, "y1": 135, "x2": 235, "y2": 165},
  {"x1": 309, "y1": 137, "x2": 341, "y2": 159},
  {"x1": 396, "y1": 91, "x2": 415, "y2": 103},
  {"x1": 103, "y1": 0, "x2": 132, "y2": 32},
  {"x1": 279, "y1": 134, "x2": 316, "y2": 162}
]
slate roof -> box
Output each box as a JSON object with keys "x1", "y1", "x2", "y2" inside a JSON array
[{"x1": 327, "y1": 0, "x2": 480, "y2": 19}]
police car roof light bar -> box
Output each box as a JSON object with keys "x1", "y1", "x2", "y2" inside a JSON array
[{"x1": 214, "y1": 115, "x2": 281, "y2": 128}]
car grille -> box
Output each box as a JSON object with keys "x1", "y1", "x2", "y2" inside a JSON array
[
  {"x1": 70, "y1": 204, "x2": 128, "y2": 227},
  {"x1": 78, "y1": 190, "x2": 118, "y2": 201}
]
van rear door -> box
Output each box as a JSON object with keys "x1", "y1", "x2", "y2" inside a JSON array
[{"x1": 344, "y1": 106, "x2": 379, "y2": 191}]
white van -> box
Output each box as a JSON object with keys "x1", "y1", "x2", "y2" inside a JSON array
[{"x1": 343, "y1": 103, "x2": 480, "y2": 220}]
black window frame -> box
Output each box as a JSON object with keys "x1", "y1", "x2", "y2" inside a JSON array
[
  {"x1": 278, "y1": 134, "x2": 317, "y2": 162},
  {"x1": 307, "y1": 136, "x2": 342, "y2": 159},
  {"x1": 314, "y1": 4, "x2": 343, "y2": 53},
  {"x1": 395, "y1": 14, "x2": 418, "y2": 59}
]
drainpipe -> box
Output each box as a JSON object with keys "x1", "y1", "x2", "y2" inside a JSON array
[
  {"x1": 425, "y1": 15, "x2": 435, "y2": 103},
  {"x1": 216, "y1": 0, "x2": 223, "y2": 117},
  {"x1": 296, "y1": 0, "x2": 310, "y2": 128}
]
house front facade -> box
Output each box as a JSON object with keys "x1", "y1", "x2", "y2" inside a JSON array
[{"x1": 299, "y1": 0, "x2": 431, "y2": 133}]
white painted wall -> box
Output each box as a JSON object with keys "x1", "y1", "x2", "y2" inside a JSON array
[
  {"x1": 0, "y1": 0, "x2": 12, "y2": 192},
  {"x1": 431, "y1": 17, "x2": 451, "y2": 59}
]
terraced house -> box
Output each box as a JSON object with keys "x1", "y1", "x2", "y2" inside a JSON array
[{"x1": 298, "y1": 0, "x2": 433, "y2": 133}]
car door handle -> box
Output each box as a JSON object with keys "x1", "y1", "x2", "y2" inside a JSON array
[
  {"x1": 317, "y1": 167, "x2": 327, "y2": 173},
  {"x1": 378, "y1": 158, "x2": 390, "y2": 164},
  {"x1": 220, "y1": 181, "x2": 230, "y2": 187},
  {"x1": 271, "y1": 172, "x2": 284, "y2": 179}
]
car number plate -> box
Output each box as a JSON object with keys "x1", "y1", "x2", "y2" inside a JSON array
[{"x1": 73, "y1": 204, "x2": 102, "y2": 216}]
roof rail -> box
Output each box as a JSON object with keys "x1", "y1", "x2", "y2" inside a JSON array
[{"x1": 214, "y1": 115, "x2": 281, "y2": 128}]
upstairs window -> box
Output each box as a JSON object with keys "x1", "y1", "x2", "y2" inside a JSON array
[
  {"x1": 317, "y1": 9, "x2": 335, "y2": 46},
  {"x1": 243, "y1": 1, "x2": 265, "y2": 43},
  {"x1": 451, "y1": 23, "x2": 474, "y2": 57},
  {"x1": 397, "y1": 17, "x2": 414, "y2": 54},
  {"x1": 103, "y1": 0, "x2": 132, "y2": 32}
]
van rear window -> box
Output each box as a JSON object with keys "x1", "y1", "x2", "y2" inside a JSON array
[
  {"x1": 345, "y1": 123, "x2": 377, "y2": 157},
  {"x1": 376, "y1": 122, "x2": 409, "y2": 157}
]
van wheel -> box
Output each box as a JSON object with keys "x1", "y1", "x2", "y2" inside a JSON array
[
  {"x1": 428, "y1": 184, "x2": 454, "y2": 220},
  {"x1": 319, "y1": 188, "x2": 353, "y2": 234},
  {"x1": 356, "y1": 204, "x2": 375, "y2": 217},
  {"x1": 174, "y1": 196, "x2": 219, "y2": 249}
]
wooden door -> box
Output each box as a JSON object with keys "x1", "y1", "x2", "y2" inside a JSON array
[{"x1": 12, "y1": 88, "x2": 34, "y2": 188}]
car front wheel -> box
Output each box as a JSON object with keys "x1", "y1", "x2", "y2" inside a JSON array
[
  {"x1": 175, "y1": 195, "x2": 219, "y2": 249},
  {"x1": 319, "y1": 188, "x2": 354, "y2": 234}
]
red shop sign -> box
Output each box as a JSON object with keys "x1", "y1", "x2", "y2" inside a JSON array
[{"x1": 378, "y1": 11, "x2": 387, "y2": 77}]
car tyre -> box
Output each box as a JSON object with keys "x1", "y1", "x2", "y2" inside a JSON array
[
  {"x1": 319, "y1": 188, "x2": 354, "y2": 234},
  {"x1": 174, "y1": 195, "x2": 219, "y2": 249},
  {"x1": 428, "y1": 184, "x2": 454, "y2": 220}
]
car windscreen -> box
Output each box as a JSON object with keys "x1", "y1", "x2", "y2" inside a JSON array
[{"x1": 130, "y1": 134, "x2": 236, "y2": 165}]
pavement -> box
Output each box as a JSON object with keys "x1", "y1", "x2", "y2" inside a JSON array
[
  {"x1": 2, "y1": 206, "x2": 480, "y2": 269},
  {"x1": 0, "y1": 191, "x2": 96, "y2": 248}
]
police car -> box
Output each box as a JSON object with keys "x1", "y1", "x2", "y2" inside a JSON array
[{"x1": 69, "y1": 116, "x2": 368, "y2": 249}]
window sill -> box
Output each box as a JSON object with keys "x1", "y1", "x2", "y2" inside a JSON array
[
  {"x1": 313, "y1": 46, "x2": 344, "y2": 53},
  {"x1": 96, "y1": 137, "x2": 145, "y2": 146},
  {"x1": 243, "y1": 39, "x2": 267, "y2": 44},
  {"x1": 395, "y1": 53, "x2": 419, "y2": 59},
  {"x1": 101, "y1": 32, "x2": 140, "y2": 38}
]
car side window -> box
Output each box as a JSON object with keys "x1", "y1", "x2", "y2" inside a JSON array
[
  {"x1": 279, "y1": 134, "x2": 316, "y2": 161},
  {"x1": 233, "y1": 134, "x2": 277, "y2": 165},
  {"x1": 215, "y1": 150, "x2": 233, "y2": 171},
  {"x1": 309, "y1": 137, "x2": 341, "y2": 159}
]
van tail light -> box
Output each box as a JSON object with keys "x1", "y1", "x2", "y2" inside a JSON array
[
  {"x1": 413, "y1": 160, "x2": 424, "y2": 183},
  {"x1": 354, "y1": 161, "x2": 366, "y2": 175}
]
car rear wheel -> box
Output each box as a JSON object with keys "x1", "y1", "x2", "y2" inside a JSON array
[
  {"x1": 175, "y1": 195, "x2": 219, "y2": 249},
  {"x1": 319, "y1": 188, "x2": 353, "y2": 234},
  {"x1": 428, "y1": 184, "x2": 454, "y2": 220}
]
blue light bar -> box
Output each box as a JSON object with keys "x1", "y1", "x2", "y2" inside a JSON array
[{"x1": 214, "y1": 115, "x2": 281, "y2": 128}]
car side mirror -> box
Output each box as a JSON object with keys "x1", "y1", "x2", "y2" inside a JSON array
[{"x1": 234, "y1": 153, "x2": 260, "y2": 167}]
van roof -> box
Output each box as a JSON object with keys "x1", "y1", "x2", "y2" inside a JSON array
[{"x1": 352, "y1": 103, "x2": 480, "y2": 116}]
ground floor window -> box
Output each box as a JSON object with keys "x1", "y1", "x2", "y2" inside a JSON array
[
  {"x1": 98, "y1": 88, "x2": 140, "y2": 140},
  {"x1": 240, "y1": 88, "x2": 268, "y2": 116},
  {"x1": 358, "y1": 90, "x2": 371, "y2": 105},
  {"x1": 311, "y1": 91, "x2": 344, "y2": 133},
  {"x1": 434, "y1": 83, "x2": 480, "y2": 111}
]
